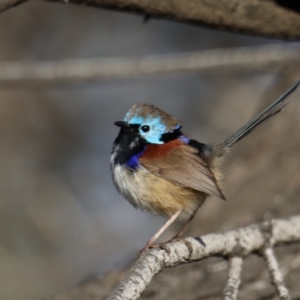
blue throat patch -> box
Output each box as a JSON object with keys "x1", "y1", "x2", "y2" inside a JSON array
[{"x1": 126, "y1": 148, "x2": 145, "y2": 169}]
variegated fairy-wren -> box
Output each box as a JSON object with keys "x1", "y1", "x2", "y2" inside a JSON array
[{"x1": 111, "y1": 82, "x2": 300, "y2": 252}]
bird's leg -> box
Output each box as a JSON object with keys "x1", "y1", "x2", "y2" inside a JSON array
[
  {"x1": 141, "y1": 209, "x2": 182, "y2": 253},
  {"x1": 172, "y1": 208, "x2": 198, "y2": 239},
  {"x1": 167, "y1": 207, "x2": 205, "y2": 254}
]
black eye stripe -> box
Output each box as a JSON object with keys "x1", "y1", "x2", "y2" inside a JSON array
[
  {"x1": 141, "y1": 125, "x2": 150, "y2": 133},
  {"x1": 160, "y1": 127, "x2": 182, "y2": 142}
]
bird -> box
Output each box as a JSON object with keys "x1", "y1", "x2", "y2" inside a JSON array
[{"x1": 110, "y1": 81, "x2": 300, "y2": 252}]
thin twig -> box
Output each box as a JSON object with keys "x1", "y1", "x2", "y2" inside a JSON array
[
  {"x1": 106, "y1": 215, "x2": 300, "y2": 300},
  {"x1": 222, "y1": 256, "x2": 243, "y2": 300},
  {"x1": 0, "y1": 45, "x2": 299, "y2": 87},
  {"x1": 262, "y1": 247, "x2": 290, "y2": 300}
]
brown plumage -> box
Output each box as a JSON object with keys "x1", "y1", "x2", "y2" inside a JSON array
[{"x1": 140, "y1": 141, "x2": 224, "y2": 201}]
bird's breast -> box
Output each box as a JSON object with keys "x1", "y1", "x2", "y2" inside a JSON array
[{"x1": 111, "y1": 162, "x2": 206, "y2": 219}]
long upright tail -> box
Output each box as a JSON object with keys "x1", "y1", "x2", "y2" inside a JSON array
[{"x1": 213, "y1": 81, "x2": 300, "y2": 157}]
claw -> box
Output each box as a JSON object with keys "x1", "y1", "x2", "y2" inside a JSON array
[
  {"x1": 139, "y1": 236, "x2": 204, "y2": 256},
  {"x1": 168, "y1": 237, "x2": 194, "y2": 256},
  {"x1": 139, "y1": 243, "x2": 171, "y2": 255}
]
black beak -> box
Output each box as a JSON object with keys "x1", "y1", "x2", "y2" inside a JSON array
[{"x1": 114, "y1": 121, "x2": 130, "y2": 128}]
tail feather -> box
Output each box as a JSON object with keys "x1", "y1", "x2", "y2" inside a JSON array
[{"x1": 213, "y1": 81, "x2": 300, "y2": 156}]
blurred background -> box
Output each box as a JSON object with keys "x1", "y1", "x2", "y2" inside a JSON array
[{"x1": 0, "y1": 2, "x2": 300, "y2": 300}]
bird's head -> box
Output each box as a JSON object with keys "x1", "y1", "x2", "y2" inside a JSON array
[{"x1": 114, "y1": 104, "x2": 183, "y2": 147}]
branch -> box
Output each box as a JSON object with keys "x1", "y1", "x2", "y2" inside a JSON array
[
  {"x1": 222, "y1": 256, "x2": 243, "y2": 300},
  {"x1": 106, "y1": 215, "x2": 300, "y2": 300},
  {"x1": 2, "y1": 0, "x2": 300, "y2": 40},
  {"x1": 0, "y1": 0, "x2": 27, "y2": 13},
  {"x1": 46, "y1": 0, "x2": 300, "y2": 40},
  {"x1": 0, "y1": 44, "x2": 299, "y2": 87},
  {"x1": 262, "y1": 247, "x2": 290, "y2": 300}
]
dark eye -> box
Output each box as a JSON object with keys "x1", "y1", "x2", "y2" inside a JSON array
[{"x1": 141, "y1": 125, "x2": 150, "y2": 133}]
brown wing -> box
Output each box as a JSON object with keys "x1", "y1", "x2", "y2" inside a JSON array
[{"x1": 140, "y1": 143, "x2": 225, "y2": 200}]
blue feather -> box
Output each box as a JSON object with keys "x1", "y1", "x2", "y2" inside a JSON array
[
  {"x1": 179, "y1": 135, "x2": 190, "y2": 144},
  {"x1": 125, "y1": 114, "x2": 180, "y2": 144},
  {"x1": 126, "y1": 148, "x2": 145, "y2": 169}
]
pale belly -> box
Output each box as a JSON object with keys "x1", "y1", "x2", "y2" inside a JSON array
[{"x1": 112, "y1": 164, "x2": 206, "y2": 219}]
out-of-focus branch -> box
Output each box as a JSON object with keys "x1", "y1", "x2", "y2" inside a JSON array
[
  {"x1": 45, "y1": 0, "x2": 300, "y2": 40},
  {"x1": 0, "y1": 45, "x2": 299, "y2": 87},
  {"x1": 222, "y1": 256, "x2": 243, "y2": 300},
  {"x1": 106, "y1": 215, "x2": 300, "y2": 300},
  {"x1": 262, "y1": 247, "x2": 290, "y2": 300},
  {"x1": 0, "y1": 0, "x2": 27, "y2": 13},
  {"x1": 2, "y1": 0, "x2": 300, "y2": 40}
]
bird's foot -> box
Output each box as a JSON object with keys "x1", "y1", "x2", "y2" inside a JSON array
[
  {"x1": 167, "y1": 237, "x2": 194, "y2": 255},
  {"x1": 139, "y1": 236, "x2": 205, "y2": 256},
  {"x1": 166, "y1": 235, "x2": 205, "y2": 256},
  {"x1": 139, "y1": 242, "x2": 171, "y2": 255}
]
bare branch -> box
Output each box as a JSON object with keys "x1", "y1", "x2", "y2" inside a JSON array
[
  {"x1": 262, "y1": 247, "x2": 290, "y2": 300},
  {"x1": 0, "y1": 44, "x2": 299, "y2": 87},
  {"x1": 46, "y1": 0, "x2": 300, "y2": 40},
  {"x1": 106, "y1": 215, "x2": 300, "y2": 300},
  {"x1": 2, "y1": 0, "x2": 300, "y2": 40},
  {"x1": 0, "y1": 0, "x2": 27, "y2": 13},
  {"x1": 222, "y1": 256, "x2": 243, "y2": 300}
]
